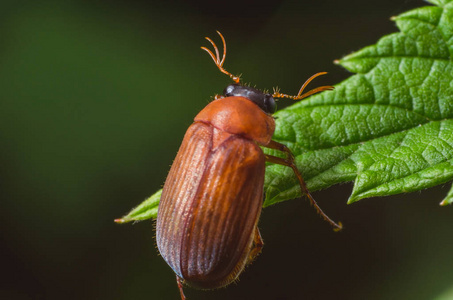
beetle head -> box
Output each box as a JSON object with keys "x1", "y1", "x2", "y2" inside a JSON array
[{"x1": 223, "y1": 84, "x2": 276, "y2": 114}]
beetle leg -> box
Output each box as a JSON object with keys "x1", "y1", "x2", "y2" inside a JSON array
[
  {"x1": 176, "y1": 276, "x2": 187, "y2": 300},
  {"x1": 264, "y1": 141, "x2": 342, "y2": 231},
  {"x1": 247, "y1": 228, "x2": 264, "y2": 264},
  {"x1": 265, "y1": 140, "x2": 295, "y2": 160}
]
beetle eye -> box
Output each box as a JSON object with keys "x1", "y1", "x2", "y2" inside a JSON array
[
  {"x1": 223, "y1": 84, "x2": 237, "y2": 97},
  {"x1": 264, "y1": 95, "x2": 276, "y2": 114}
]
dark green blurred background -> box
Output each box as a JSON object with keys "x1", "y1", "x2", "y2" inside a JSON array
[{"x1": 2, "y1": 0, "x2": 453, "y2": 299}]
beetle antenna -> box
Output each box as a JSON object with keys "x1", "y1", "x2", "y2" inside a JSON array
[
  {"x1": 201, "y1": 31, "x2": 241, "y2": 83},
  {"x1": 272, "y1": 72, "x2": 334, "y2": 100}
]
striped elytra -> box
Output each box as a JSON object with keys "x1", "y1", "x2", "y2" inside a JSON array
[{"x1": 156, "y1": 97, "x2": 273, "y2": 289}]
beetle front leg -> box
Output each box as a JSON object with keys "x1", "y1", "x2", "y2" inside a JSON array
[
  {"x1": 176, "y1": 276, "x2": 187, "y2": 300},
  {"x1": 264, "y1": 141, "x2": 342, "y2": 231}
]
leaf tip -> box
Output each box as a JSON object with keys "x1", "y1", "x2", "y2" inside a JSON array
[
  {"x1": 347, "y1": 195, "x2": 360, "y2": 205},
  {"x1": 439, "y1": 199, "x2": 450, "y2": 206},
  {"x1": 333, "y1": 59, "x2": 341, "y2": 65},
  {"x1": 114, "y1": 218, "x2": 127, "y2": 224},
  {"x1": 390, "y1": 15, "x2": 397, "y2": 21}
]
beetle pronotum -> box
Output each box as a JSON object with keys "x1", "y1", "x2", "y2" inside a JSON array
[{"x1": 156, "y1": 31, "x2": 342, "y2": 300}]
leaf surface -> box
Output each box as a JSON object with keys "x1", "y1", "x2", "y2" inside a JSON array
[{"x1": 265, "y1": 0, "x2": 453, "y2": 206}]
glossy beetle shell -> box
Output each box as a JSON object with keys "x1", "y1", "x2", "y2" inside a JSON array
[{"x1": 156, "y1": 96, "x2": 275, "y2": 289}]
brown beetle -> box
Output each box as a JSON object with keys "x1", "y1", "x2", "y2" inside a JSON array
[{"x1": 156, "y1": 31, "x2": 341, "y2": 300}]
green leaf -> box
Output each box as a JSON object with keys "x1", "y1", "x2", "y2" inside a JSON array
[
  {"x1": 264, "y1": 0, "x2": 453, "y2": 206},
  {"x1": 117, "y1": 0, "x2": 453, "y2": 223},
  {"x1": 114, "y1": 189, "x2": 161, "y2": 223}
]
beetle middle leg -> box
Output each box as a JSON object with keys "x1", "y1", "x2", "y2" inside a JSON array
[
  {"x1": 247, "y1": 228, "x2": 264, "y2": 264},
  {"x1": 265, "y1": 140, "x2": 342, "y2": 231}
]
